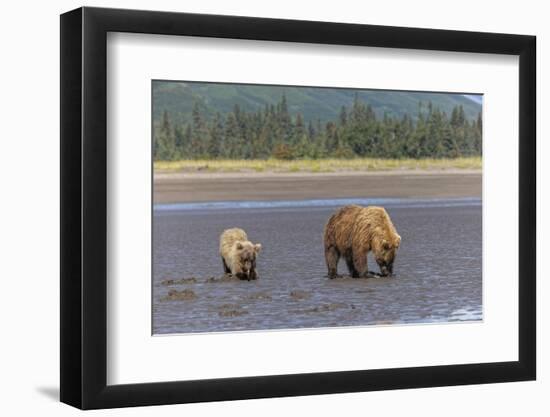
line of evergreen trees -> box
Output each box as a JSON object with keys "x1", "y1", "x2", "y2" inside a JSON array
[{"x1": 154, "y1": 94, "x2": 482, "y2": 160}]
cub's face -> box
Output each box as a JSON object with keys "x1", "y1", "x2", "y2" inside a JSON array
[
  {"x1": 235, "y1": 241, "x2": 262, "y2": 279},
  {"x1": 374, "y1": 235, "x2": 401, "y2": 276}
]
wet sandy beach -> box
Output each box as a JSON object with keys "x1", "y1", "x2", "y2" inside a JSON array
[
  {"x1": 154, "y1": 170, "x2": 482, "y2": 204},
  {"x1": 153, "y1": 198, "x2": 482, "y2": 335}
]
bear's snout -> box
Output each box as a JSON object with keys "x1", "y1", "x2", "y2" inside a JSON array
[
  {"x1": 378, "y1": 260, "x2": 394, "y2": 277},
  {"x1": 236, "y1": 271, "x2": 250, "y2": 281}
]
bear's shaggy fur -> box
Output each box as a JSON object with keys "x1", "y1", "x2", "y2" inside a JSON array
[
  {"x1": 324, "y1": 205, "x2": 401, "y2": 278},
  {"x1": 219, "y1": 228, "x2": 262, "y2": 281}
]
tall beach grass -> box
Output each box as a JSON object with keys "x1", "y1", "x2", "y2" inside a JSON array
[{"x1": 154, "y1": 157, "x2": 482, "y2": 173}]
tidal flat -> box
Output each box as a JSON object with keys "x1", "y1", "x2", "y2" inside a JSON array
[{"x1": 153, "y1": 198, "x2": 482, "y2": 335}]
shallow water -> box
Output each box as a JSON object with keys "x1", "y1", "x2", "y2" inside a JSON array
[{"x1": 152, "y1": 198, "x2": 482, "y2": 334}]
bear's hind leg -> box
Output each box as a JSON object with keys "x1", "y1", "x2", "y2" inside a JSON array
[
  {"x1": 325, "y1": 246, "x2": 339, "y2": 279},
  {"x1": 221, "y1": 257, "x2": 231, "y2": 274}
]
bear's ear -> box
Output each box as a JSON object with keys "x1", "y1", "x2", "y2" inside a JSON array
[
  {"x1": 235, "y1": 241, "x2": 244, "y2": 250},
  {"x1": 395, "y1": 234, "x2": 401, "y2": 247},
  {"x1": 254, "y1": 243, "x2": 262, "y2": 253}
]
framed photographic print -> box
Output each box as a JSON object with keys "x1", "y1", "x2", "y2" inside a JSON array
[{"x1": 60, "y1": 6, "x2": 536, "y2": 410}]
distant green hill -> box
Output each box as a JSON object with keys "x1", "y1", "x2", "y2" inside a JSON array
[{"x1": 152, "y1": 80, "x2": 482, "y2": 127}]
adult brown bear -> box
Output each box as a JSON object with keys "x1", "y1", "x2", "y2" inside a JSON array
[{"x1": 323, "y1": 205, "x2": 401, "y2": 278}]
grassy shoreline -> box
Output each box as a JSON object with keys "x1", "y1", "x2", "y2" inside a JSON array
[{"x1": 154, "y1": 157, "x2": 481, "y2": 174}]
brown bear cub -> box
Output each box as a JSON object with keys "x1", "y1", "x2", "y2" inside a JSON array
[
  {"x1": 219, "y1": 228, "x2": 262, "y2": 281},
  {"x1": 324, "y1": 205, "x2": 401, "y2": 278}
]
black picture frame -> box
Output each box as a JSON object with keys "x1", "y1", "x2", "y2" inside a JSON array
[{"x1": 60, "y1": 6, "x2": 536, "y2": 410}]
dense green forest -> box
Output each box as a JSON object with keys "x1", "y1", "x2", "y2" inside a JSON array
[{"x1": 154, "y1": 94, "x2": 482, "y2": 161}]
